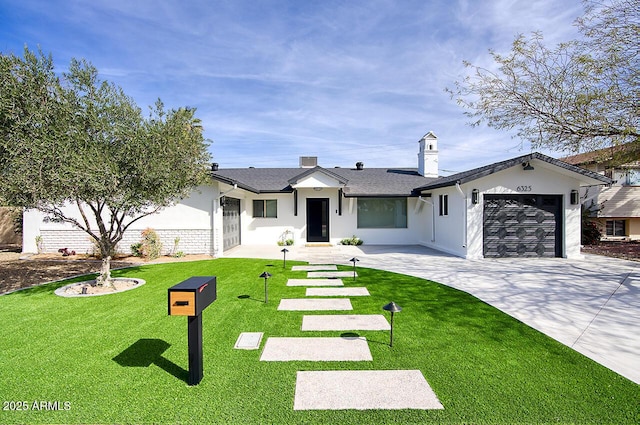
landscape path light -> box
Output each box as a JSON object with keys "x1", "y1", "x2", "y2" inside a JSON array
[
  {"x1": 382, "y1": 301, "x2": 402, "y2": 347},
  {"x1": 281, "y1": 248, "x2": 289, "y2": 269},
  {"x1": 259, "y1": 271, "x2": 272, "y2": 303},
  {"x1": 349, "y1": 257, "x2": 359, "y2": 281}
]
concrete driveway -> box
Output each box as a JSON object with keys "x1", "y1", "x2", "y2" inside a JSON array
[{"x1": 224, "y1": 244, "x2": 640, "y2": 384}]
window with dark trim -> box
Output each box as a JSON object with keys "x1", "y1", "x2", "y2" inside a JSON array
[
  {"x1": 253, "y1": 199, "x2": 277, "y2": 218},
  {"x1": 439, "y1": 194, "x2": 448, "y2": 216},
  {"x1": 606, "y1": 220, "x2": 626, "y2": 237},
  {"x1": 357, "y1": 198, "x2": 407, "y2": 228}
]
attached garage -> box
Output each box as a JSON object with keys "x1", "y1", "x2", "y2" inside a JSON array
[
  {"x1": 222, "y1": 197, "x2": 241, "y2": 251},
  {"x1": 415, "y1": 152, "x2": 612, "y2": 260},
  {"x1": 483, "y1": 194, "x2": 562, "y2": 258}
]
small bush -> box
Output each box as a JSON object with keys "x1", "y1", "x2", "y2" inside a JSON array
[
  {"x1": 138, "y1": 228, "x2": 163, "y2": 260},
  {"x1": 277, "y1": 239, "x2": 294, "y2": 246},
  {"x1": 130, "y1": 242, "x2": 143, "y2": 257},
  {"x1": 340, "y1": 235, "x2": 363, "y2": 246}
]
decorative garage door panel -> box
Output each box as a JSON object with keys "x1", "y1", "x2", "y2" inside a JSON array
[
  {"x1": 483, "y1": 195, "x2": 562, "y2": 258},
  {"x1": 223, "y1": 197, "x2": 241, "y2": 251}
]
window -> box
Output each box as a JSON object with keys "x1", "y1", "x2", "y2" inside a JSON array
[
  {"x1": 606, "y1": 220, "x2": 626, "y2": 237},
  {"x1": 439, "y1": 194, "x2": 448, "y2": 216},
  {"x1": 357, "y1": 198, "x2": 407, "y2": 228},
  {"x1": 253, "y1": 199, "x2": 277, "y2": 218}
]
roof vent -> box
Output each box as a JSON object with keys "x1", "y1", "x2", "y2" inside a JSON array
[
  {"x1": 300, "y1": 156, "x2": 318, "y2": 168},
  {"x1": 356, "y1": 161, "x2": 364, "y2": 170}
]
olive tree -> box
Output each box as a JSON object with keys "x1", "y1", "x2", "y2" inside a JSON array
[
  {"x1": 448, "y1": 0, "x2": 639, "y2": 155},
  {"x1": 0, "y1": 48, "x2": 211, "y2": 284}
]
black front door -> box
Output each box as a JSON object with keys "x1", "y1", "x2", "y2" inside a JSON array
[{"x1": 307, "y1": 198, "x2": 329, "y2": 242}]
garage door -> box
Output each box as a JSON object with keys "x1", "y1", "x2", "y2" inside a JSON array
[
  {"x1": 483, "y1": 195, "x2": 562, "y2": 258},
  {"x1": 222, "y1": 197, "x2": 241, "y2": 251}
]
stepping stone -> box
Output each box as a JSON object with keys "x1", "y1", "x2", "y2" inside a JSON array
[
  {"x1": 301, "y1": 315, "x2": 390, "y2": 331},
  {"x1": 294, "y1": 370, "x2": 445, "y2": 410},
  {"x1": 234, "y1": 332, "x2": 264, "y2": 350},
  {"x1": 306, "y1": 287, "x2": 369, "y2": 297},
  {"x1": 292, "y1": 265, "x2": 338, "y2": 271},
  {"x1": 287, "y1": 279, "x2": 344, "y2": 287},
  {"x1": 278, "y1": 298, "x2": 352, "y2": 311},
  {"x1": 260, "y1": 337, "x2": 372, "y2": 361},
  {"x1": 308, "y1": 271, "x2": 356, "y2": 278}
]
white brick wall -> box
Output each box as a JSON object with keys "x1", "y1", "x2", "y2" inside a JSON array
[{"x1": 40, "y1": 229, "x2": 213, "y2": 256}]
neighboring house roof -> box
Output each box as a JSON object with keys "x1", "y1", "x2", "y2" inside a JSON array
[
  {"x1": 415, "y1": 152, "x2": 612, "y2": 192},
  {"x1": 212, "y1": 167, "x2": 437, "y2": 197},
  {"x1": 596, "y1": 186, "x2": 640, "y2": 218},
  {"x1": 561, "y1": 143, "x2": 640, "y2": 167}
]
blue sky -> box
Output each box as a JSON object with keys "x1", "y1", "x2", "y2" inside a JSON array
[{"x1": 0, "y1": 0, "x2": 585, "y2": 174}]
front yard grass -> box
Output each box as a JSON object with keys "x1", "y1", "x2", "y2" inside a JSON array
[{"x1": 0, "y1": 258, "x2": 638, "y2": 424}]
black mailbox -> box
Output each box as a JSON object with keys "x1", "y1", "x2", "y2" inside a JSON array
[
  {"x1": 168, "y1": 276, "x2": 217, "y2": 386},
  {"x1": 168, "y1": 276, "x2": 216, "y2": 316}
]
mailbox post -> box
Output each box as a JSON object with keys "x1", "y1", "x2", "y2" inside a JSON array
[{"x1": 168, "y1": 276, "x2": 217, "y2": 385}]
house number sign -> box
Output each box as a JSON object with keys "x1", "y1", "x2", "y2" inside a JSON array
[{"x1": 516, "y1": 185, "x2": 532, "y2": 192}]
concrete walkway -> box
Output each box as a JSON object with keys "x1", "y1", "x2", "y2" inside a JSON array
[{"x1": 224, "y1": 244, "x2": 640, "y2": 384}]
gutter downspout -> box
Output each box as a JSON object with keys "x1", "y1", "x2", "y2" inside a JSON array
[
  {"x1": 455, "y1": 182, "x2": 468, "y2": 249},
  {"x1": 418, "y1": 196, "x2": 435, "y2": 242}
]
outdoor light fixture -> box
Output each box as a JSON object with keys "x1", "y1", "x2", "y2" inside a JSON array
[
  {"x1": 349, "y1": 257, "x2": 359, "y2": 281},
  {"x1": 471, "y1": 189, "x2": 479, "y2": 204},
  {"x1": 259, "y1": 271, "x2": 272, "y2": 303},
  {"x1": 382, "y1": 301, "x2": 402, "y2": 347},
  {"x1": 522, "y1": 161, "x2": 534, "y2": 171},
  {"x1": 281, "y1": 248, "x2": 289, "y2": 269},
  {"x1": 570, "y1": 190, "x2": 579, "y2": 205}
]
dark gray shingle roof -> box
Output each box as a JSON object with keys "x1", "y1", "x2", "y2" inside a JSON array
[
  {"x1": 414, "y1": 152, "x2": 612, "y2": 191},
  {"x1": 212, "y1": 166, "x2": 437, "y2": 196}
]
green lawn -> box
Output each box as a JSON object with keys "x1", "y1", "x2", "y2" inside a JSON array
[{"x1": 1, "y1": 259, "x2": 638, "y2": 424}]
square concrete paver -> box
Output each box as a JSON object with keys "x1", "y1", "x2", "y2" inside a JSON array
[
  {"x1": 260, "y1": 337, "x2": 372, "y2": 361},
  {"x1": 287, "y1": 279, "x2": 344, "y2": 287},
  {"x1": 305, "y1": 287, "x2": 370, "y2": 297},
  {"x1": 308, "y1": 271, "x2": 357, "y2": 278},
  {"x1": 301, "y1": 315, "x2": 390, "y2": 331},
  {"x1": 292, "y1": 265, "x2": 338, "y2": 271},
  {"x1": 294, "y1": 370, "x2": 444, "y2": 410},
  {"x1": 234, "y1": 332, "x2": 263, "y2": 350},
  {"x1": 278, "y1": 298, "x2": 352, "y2": 311}
]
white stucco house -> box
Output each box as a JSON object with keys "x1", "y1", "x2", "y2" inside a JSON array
[{"x1": 22, "y1": 133, "x2": 611, "y2": 259}]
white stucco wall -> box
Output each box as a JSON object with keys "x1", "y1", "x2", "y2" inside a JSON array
[
  {"x1": 421, "y1": 161, "x2": 583, "y2": 259},
  {"x1": 236, "y1": 188, "x2": 427, "y2": 246},
  {"x1": 22, "y1": 185, "x2": 218, "y2": 255}
]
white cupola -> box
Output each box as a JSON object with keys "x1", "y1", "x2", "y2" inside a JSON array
[{"x1": 418, "y1": 132, "x2": 438, "y2": 178}]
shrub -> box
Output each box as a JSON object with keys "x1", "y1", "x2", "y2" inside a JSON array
[
  {"x1": 340, "y1": 235, "x2": 363, "y2": 246},
  {"x1": 130, "y1": 242, "x2": 143, "y2": 257},
  {"x1": 277, "y1": 239, "x2": 294, "y2": 246},
  {"x1": 138, "y1": 228, "x2": 163, "y2": 260}
]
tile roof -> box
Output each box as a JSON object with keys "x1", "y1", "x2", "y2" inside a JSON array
[{"x1": 561, "y1": 143, "x2": 640, "y2": 166}]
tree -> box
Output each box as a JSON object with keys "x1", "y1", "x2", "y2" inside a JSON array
[
  {"x1": 0, "y1": 47, "x2": 211, "y2": 284},
  {"x1": 448, "y1": 0, "x2": 639, "y2": 155}
]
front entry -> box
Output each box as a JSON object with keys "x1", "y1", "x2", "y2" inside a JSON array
[{"x1": 306, "y1": 198, "x2": 330, "y2": 242}]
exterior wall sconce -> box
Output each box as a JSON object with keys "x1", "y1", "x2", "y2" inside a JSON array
[
  {"x1": 471, "y1": 189, "x2": 479, "y2": 204},
  {"x1": 522, "y1": 161, "x2": 534, "y2": 171},
  {"x1": 570, "y1": 190, "x2": 579, "y2": 205},
  {"x1": 219, "y1": 196, "x2": 226, "y2": 207}
]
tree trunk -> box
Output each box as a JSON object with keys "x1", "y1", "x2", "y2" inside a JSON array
[{"x1": 96, "y1": 255, "x2": 112, "y2": 286}]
